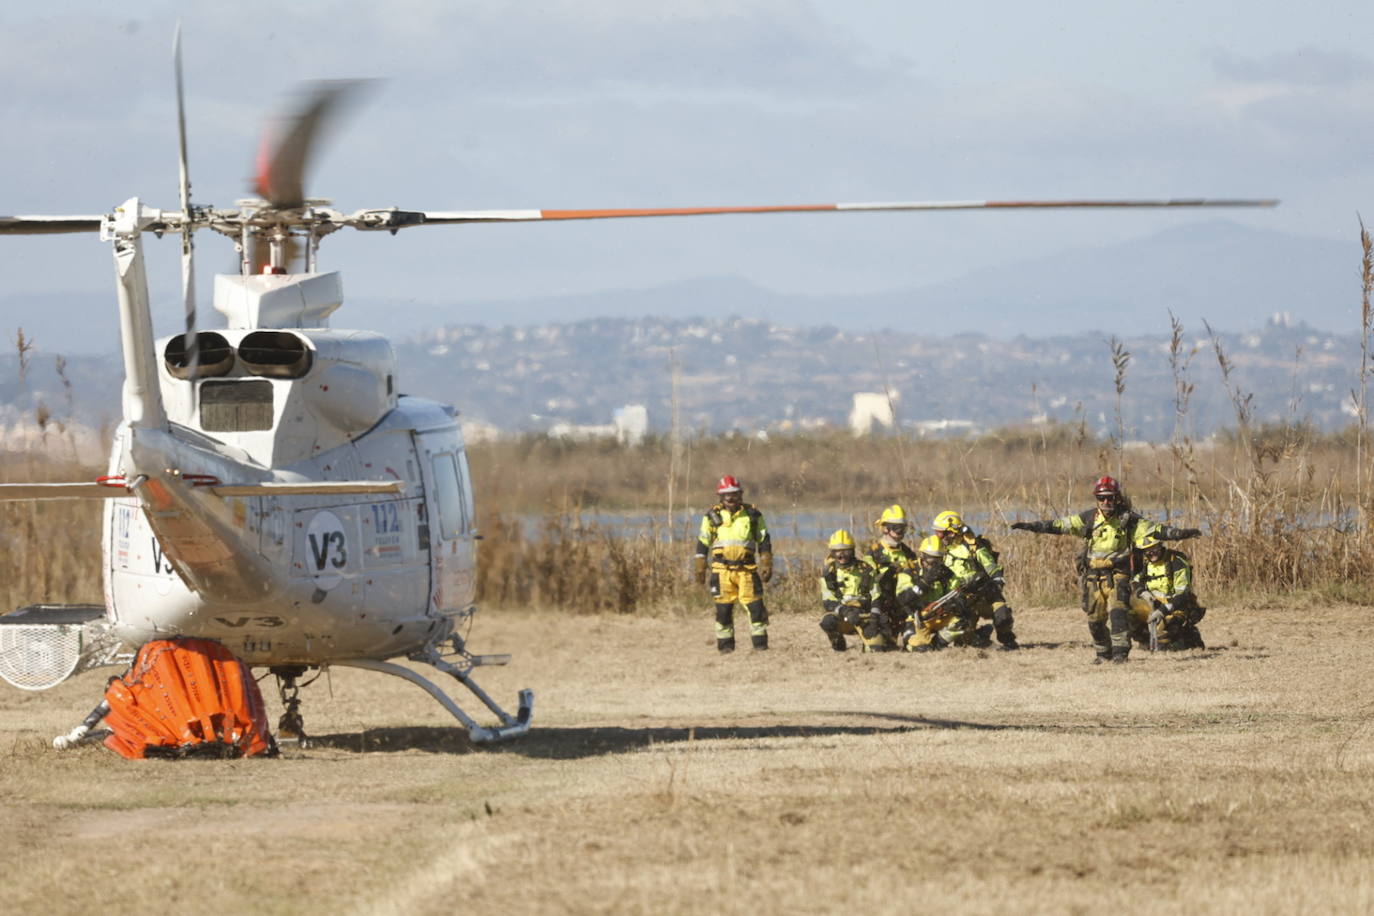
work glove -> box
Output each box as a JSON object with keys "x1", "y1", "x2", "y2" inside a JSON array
[
  {"x1": 692, "y1": 555, "x2": 707, "y2": 585},
  {"x1": 1010, "y1": 521, "x2": 1042, "y2": 532},
  {"x1": 1178, "y1": 528, "x2": 1202, "y2": 539},
  {"x1": 992, "y1": 576, "x2": 1006, "y2": 589},
  {"x1": 757, "y1": 553, "x2": 774, "y2": 583}
]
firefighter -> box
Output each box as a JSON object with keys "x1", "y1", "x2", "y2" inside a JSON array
[
  {"x1": 1129, "y1": 534, "x2": 1207, "y2": 650},
  {"x1": 1010, "y1": 476, "x2": 1200, "y2": 664},
  {"x1": 933, "y1": 510, "x2": 1019, "y2": 650},
  {"x1": 694, "y1": 475, "x2": 773, "y2": 653},
  {"x1": 864, "y1": 504, "x2": 918, "y2": 644},
  {"x1": 895, "y1": 535, "x2": 993, "y2": 650},
  {"x1": 819, "y1": 529, "x2": 884, "y2": 652}
]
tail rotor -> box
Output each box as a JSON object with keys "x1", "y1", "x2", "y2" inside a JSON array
[{"x1": 174, "y1": 25, "x2": 198, "y2": 379}]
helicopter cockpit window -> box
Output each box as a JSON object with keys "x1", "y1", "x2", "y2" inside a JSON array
[
  {"x1": 431, "y1": 453, "x2": 469, "y2": 540},
  {"x1": 200, "y1": 380, "x2": 274, "y2": 432}
]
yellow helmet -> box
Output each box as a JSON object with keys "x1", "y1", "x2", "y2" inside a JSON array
[
  {"x1": 828, "y1": 529, "x2": 856, "y2": 551},
  {"x1": 918, "y1": 535, "x2": 944, "y2": 557},
  {"x1": 878, "y1": 505, "x2": 908, "y2": 526},
  {"x1": 1138, "y1": 533, "x2": 1163, "y2": 551},
  {"x1": 933, "y1": 510, "x2": 964, "y2": 533}
]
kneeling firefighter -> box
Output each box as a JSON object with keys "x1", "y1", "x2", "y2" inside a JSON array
[
  {"x1": 694, "y1": 475, "x2": 773, "y2": 653},
  {"x1": 864, "y1": 504, "x2": 919, "y2": 643},
  {"x1": 895, "y1": 536, "x2": 972, "y2": 651},
  {"x1": 1130, "y1": 534, "x2": 1207, "y2": 650},
  {"x1": 934, "y1": 510, "x2": 1018, "y2": 650},
  {"x1": 819, "y1": 529, "x2": 887, "y2": 652}
]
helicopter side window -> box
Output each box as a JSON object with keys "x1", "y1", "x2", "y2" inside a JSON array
[
  {"x1": 456, "y1": 450, "x2": 476, "y2": 530},
  {"x1": 431, "y1": 453, "x2": 468, "y2": 540}
]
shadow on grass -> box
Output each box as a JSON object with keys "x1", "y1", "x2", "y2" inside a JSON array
[{"x1": 306, "y1": 713, "x2": 1087, "y2": 759}]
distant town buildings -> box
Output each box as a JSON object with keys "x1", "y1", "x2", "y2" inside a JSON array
[{"x1": 549, "y1": 404, "x2": 649, "y2": 445}]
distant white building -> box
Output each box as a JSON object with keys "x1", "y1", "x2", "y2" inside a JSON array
[
  {"x1": 613, "y1": 404, "x2": 649, "y2": 446},
  {"x1": 849, "y1": 392, "x2": 898, "y2": 436},
  {"x1": 550, "y1": 404, "x2": 649, "y2": 445},
  {"x1": 911, "y1": 419, "x2": 977, "y2": 438}
]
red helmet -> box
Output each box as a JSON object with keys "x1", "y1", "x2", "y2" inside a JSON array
[
  {"x1": 1092, "y1": 476, "x2": 1121, "y2": 498},
  {"x1": 716, "y1": 475, "x2": 743, "y2": 495}
]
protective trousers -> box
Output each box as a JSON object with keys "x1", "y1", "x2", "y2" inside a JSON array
[
  {"x1": 1082, "y1": 571, "x2": 1132, "y2": 659},
  {"x1": 966, "y1": 593, "x2": 1016, "y2": 647},
  {"x1": 711, "y1": 565, "x2": 768, "y2": 645}
]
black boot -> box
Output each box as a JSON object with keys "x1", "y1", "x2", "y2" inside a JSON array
[
  {"x1": 1092, "y1": 650, "x2": 1111, "y2": 665},
  {"x1": 1110, "y1": 647, "x2": 1129, "y2": 664},
  {"x1": 993, "y1": 607, "x2": 1018, "y2": 650},
  {"x1": 827, "y1": 633, "x2": 847, "y2": 652},
  {"x1": 717, "y1": 637, "x2": 736, "y2": 654},
  {"x1": 751, "y1": 633, "x2": 769, "y2": 651}
]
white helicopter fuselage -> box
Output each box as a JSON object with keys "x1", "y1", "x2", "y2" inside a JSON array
[{"x1": 102, "y1": 270, "x2": 478, "y2": 667}]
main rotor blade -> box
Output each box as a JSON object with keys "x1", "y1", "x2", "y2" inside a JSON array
[
  {"x1": 174, "y1": 24, "x2": 197, "y2": 379},
  {"x1": 254, "y1": 81, "x2": 366, "y2": 209},
  {"x1": 0, "y1": 215, "x2": 104, "y2": 235},
  {"x1": 394, "y1": 197, "x2": 1279, "y2": 227}
]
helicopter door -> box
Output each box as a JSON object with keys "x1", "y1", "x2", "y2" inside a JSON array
[{"x1": 415, "y1": 434, "x2": 476, "y2": 615}]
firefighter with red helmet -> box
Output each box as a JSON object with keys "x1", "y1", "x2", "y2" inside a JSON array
[
  {"x1": 1010, "y1": 476, "x2": 1200, "y2": 664},
  {"x1": 694, "y1": 475, "x2": 773, "y2": 652}
]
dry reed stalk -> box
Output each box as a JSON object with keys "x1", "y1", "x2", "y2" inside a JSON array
[{"x1": 1358, "y1": 217, "x2": 1372, "y2": 530}]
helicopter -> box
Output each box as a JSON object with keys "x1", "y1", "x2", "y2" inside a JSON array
[{"x1": 0, "y1": 33, "x2": 1276, "y2": 751}]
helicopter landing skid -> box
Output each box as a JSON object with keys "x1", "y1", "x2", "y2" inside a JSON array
[{"x1": 334, "y1": 652, "x2": 533, "y2": 744}]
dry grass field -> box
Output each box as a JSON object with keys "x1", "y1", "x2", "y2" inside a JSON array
[{"x1": 3, "y1": 602, "x2": 1373, "y2": 915}]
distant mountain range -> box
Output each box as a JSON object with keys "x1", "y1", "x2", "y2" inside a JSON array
[
  {"x1": 1, "y1": 220, "x2": 1363, "y2": 354},
  {"x1": 343, "y1": 221, "x2": 1359, "y2": 340}
]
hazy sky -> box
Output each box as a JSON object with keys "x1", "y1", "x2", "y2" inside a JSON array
[{"x1": 2, "y1": 1, "x2": 1372, "y2": 341}]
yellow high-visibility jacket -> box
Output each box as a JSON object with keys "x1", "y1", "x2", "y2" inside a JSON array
[{"x1": 695, "y1": 503, "x2": 771, "y2": 566}]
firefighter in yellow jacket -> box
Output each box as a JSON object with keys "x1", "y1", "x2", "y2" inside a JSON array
[
  {"x1": 694, "y1": 475, "x2": 773, "y2": 653},
  {"x1": 864, "y1": 505, "x2": 918, "y2": 643},
  {"x1": 934, "y1": 510, "x2": 1019, "y2": 650},
  {"x1": 1129, "y1": 534, "x2": 1206, "y2": 650},
  {"x1": 819, "y1": 530, "x2": 885, "y2": 652},
  {"x1": 1010, "y1": 476, "x2": 1200, "y2": 664},
  {"x1": 894, "y1": 536, "x2": 979, "y2": 651}
]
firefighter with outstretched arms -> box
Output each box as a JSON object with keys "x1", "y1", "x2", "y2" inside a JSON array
[
  {"x1": 694, "y1": 475, "x2": 773, "y2": 653},
  {"x1": 1010, "y1": 476, "x2": 1200, "y2": 664},
  {"x1": 864, "y1": 505, "x2": 918, "y2": 646},
  {"x1": 933, "y1": 510, "x2": 1019, "y2": 650},
  {"x1": 1130, "y1": 533, "x2": 1207, "y2": 650},
  {"x1": 819, "y1": 530, "x2": 885, "y2": 652}
]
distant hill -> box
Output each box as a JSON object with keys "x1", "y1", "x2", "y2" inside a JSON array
[
  {"x1": 346, "y1": 220, "x2": 1360, "y2": 339},
  {"x1": 6, "y1": 220, "x2": 1359, "y2": 355}
]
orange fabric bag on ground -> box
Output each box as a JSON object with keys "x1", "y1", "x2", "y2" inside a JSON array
[{"x1": 103, "y1": 638, "x2": 275, "y2": 760}]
